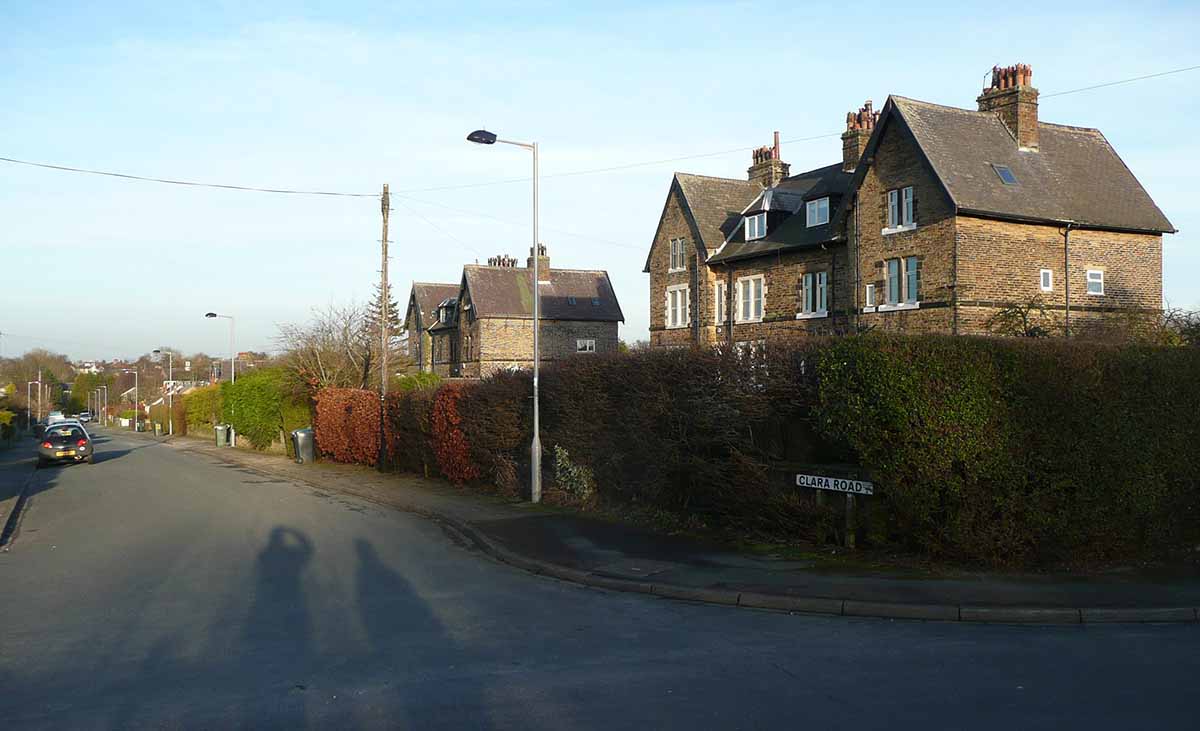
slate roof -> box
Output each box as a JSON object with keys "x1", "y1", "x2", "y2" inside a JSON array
[
  {"x1": 884, "y1": 96, "x2": 1175, "y2": 233},
  {"x1": 708, "y1": 163, "x2": 852, "y2": 264},
  {"x1": 643, "y1": 173, "x2": 760, "y2": 271},
  {"x1": 462, "y1": 265, "x2": 624, "y2": 322},
  {"x1": 408, "y1": 282, "x2": 459, "y2": 330}
]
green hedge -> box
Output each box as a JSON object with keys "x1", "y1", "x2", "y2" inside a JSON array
[
  {"x1": 221, "y1": 368, "x2": 310, "y2": 451},
  {"x1": 313, "y1": 337, "x2": 1200, "y2": 568},
  {"x1": 817, "y1": 336, "x2": 1200, "y2": 566},
  {"x1": 184, "y1": 385, "x2": 223, "y2": 432}
]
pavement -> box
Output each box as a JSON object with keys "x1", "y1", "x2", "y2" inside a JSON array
[
  {"x1": 1, "y1": 426, "x2": 1198, "y2": 729},
  {"x1": 137, "y1": 428, "x2": 1200, "y2": 624},
  {"x1": 0, "y1": 438, "x2": 38, "y2": 546}
]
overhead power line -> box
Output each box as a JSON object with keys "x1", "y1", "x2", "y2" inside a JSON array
[
  {"x1": 1040, "y1": 63, "x2": 1200, "y2": 99},
  {"x1": 0, "y1": 156, "x2": 378, "y2": 197}
]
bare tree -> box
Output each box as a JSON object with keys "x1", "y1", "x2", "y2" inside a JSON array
[
  {"x1": 985, "y1": 296, "x2": 1052, "y2": 338},
  {"x1": 276, "y1": 303, "x2": 376, "y2": 397}
]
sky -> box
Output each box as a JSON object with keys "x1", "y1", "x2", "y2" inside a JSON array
[{"x1": 3, "y1": 1, "x2": 1198, "y2": 360}]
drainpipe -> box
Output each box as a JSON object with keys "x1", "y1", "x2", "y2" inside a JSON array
[
  {"x1": 853, "y1": 193, "x2": 861, "y2": 331},
  {"x1": 1063, "y1": 222, "x2": 1074, "y2": 337},
  {"x1": 726, "y1": 265, "x2": 734, "y2": 346}
]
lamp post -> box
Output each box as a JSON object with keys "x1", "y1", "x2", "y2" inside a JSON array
[
  {"x1": 26, "y1": 380, "x2": 36, "y2": 431},
  {"x1": 153, "y1": 349, "x2": 174, "y2": 436},
  {"x1": 100, "y1": 384, "x2": 108, "y2": 426},
  {"x1": 205, "y1": 312, "x2": 236, "y2": 446},
  {"x1": 467, "y1": 128, "x2": 542, "y2": 503},
  {"x1": 122, "y1": 369, "x2": 138, "y2": 430}
]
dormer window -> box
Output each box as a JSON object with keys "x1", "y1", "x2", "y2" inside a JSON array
[
  {"x1": 806, "y1": 197, "x2": 830, "y2": 227},
  {"x1": 745, "y1": 212, "x2": 767, "y2": 240}
]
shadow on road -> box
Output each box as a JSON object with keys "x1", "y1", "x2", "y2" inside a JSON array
[{"x1": 0, "y1": 523, "x2": 494, "y2": 728}]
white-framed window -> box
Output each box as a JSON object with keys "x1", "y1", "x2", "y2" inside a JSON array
[
  {"x1": 881, "y1": 257, "x2": 921, "y2": 310},
  {"x1": 669, "y1": 238, "x2": 687, "y2": 272},
  {"x1": 576, "y1": 339, "x2": 596, "y2": 353},
  {"x1": 904, "y1": 255, "x2": 921, "y2": 304},
  {"x1": 1040, "y1": 269, "x2": 1053, "y2": 292},
  {"x1": 665, "y1": 284, "x2": 690, "y2": 328},
  {"x1": 864, "y1": 284, "x2": 876, "y2": 310},
  {"x1": 1087, "y1": 269, "x2": 1104, "y2": 295},
  {"x1": 806, "y1": 197, "x2": 830, "y2": 227},
  {"x1": 745, "y1": 212, "x2": 767, "y2": 240},
  {"x1": 885, "y1": 186, "x2": 916, "y2": 233},
  {"x1": 886, "y1": 259, "x2": 901, "y2": 305},
  {"x1": 714, "y1": 282, "x2": 727, "y2": 325},
  {"x1": 799, "y1": 271, "x2": 828, "y2": 317},
  {"x1": 736, "y1": 275, "x2": 765, "y2": 323}
]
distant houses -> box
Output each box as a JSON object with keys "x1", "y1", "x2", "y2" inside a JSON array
[{"x1": 404, "y1": 246, "x2": 623, "y2": 377}]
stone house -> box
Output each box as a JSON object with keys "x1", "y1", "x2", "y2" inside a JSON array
[
  {"x1": 426, "y1": 247, "x2": 624, "y2": 378},
  {"x1": 645, "y1": 64, "x2": 1175, "y2": 347},
  {"x1": 403, "y1": 282, "x2": 460, "y2": 373}
]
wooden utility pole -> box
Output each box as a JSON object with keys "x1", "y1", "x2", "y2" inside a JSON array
[{"x1": 378, "y1": 183, "x2": 390, "y2": 470}]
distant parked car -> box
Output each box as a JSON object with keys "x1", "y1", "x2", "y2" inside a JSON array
[
  {"x1": 38, "y1": 424, "x2": 94, "y2": 466},
  {"x1": 78, "y1": 412, "x2": 92, "y2": 423},
  {"x1": 47, "y1": 411, "x2": 66, "y2": 424}
]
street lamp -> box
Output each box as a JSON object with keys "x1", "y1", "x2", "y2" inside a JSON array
[
  {"x1": 205, "y1": 312, "x2": 236, "y2": 446},
  {"x1": 26, "y1": 380, "x2": 37, "y2": 430},
  {"x1": 153, "y1": 349, "x2": 174, "y2": 436},
  {"x1": 100, "y1": 384, "x2": 108, "y2": 426},
  {"x1": 122, "y1": 369, "x2": 139, "y2": 431},
  {"x1": 467, "y1": 128, "x2": 542, "y2": 503}
]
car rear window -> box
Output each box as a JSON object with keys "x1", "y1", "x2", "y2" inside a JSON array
[{"x1": 49, "y1": 427, "x2": 85, "y2": 441}]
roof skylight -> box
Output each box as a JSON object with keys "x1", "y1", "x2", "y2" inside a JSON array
[{"x1": 992, "y1": 164, "x2": 1018, "y2": 185}]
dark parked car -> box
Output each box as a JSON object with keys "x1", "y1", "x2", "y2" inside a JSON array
[{"x1": 38, "y1": 424, "x2": 94, "y2": 466}]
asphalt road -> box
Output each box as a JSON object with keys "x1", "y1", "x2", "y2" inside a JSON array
[{"x1": 0, "y1": 429, "x2": 1195, "y2": 730}]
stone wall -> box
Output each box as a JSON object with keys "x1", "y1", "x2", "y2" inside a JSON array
[
  {"x1": 472, "y1": 318, "x2": 619, "y2": 377},
  {"x1": 648, "y1": 184, "x2": 705, "y2": 348},
  {"x1": 956, "y1": 216, "x2": 1163, "y2": 336},
  {"x1": 710, "y1": 246, "x2": 854, "y2": 345},
  {"x1": 854, "y1": 118, "x2": 958, "y2": 335}
]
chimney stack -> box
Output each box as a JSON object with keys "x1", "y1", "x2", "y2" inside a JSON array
[
  {"x1": 977, "y1": 63, "x2": 1039, "y2": 151},
  {"x1": 487, "y1": 254, "x2": 518, "y2": 267},
  {"x1": 747, "y1": 131, "x2": 790, "y2": 188},
  {"x1": 527, "y1": 243, "x2": 549, "y2": 273},
  {"x1": 841, "y1": 100, "x2": 877, "y2": 172}
]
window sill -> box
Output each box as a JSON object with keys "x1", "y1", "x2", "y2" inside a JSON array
[
  {"x1": 877, "y1": 302, "x2": 920, "y2": 312},
  {"x1": 734, "y1": 318, "x2": 764, "y2": 325},
  {"x1": 881, "y1": 224, "x2": 917, "y2": 236},
  {"x1": 665, "y1": 323, "x2": 691, "y2": 330},
  {"x1": 795, "y1": 311, "x2": 828, "y2": 320},
  {"x1": 862, "y1": 306, "x2": 877, "y2": 313},
  {"x1": 1086, "y1": 291, "x2": 1105, "y2": 297},
  {"x1": 667, "y1": 267, "x2": 687, "y2": 274}
]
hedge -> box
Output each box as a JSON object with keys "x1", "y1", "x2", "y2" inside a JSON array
[
  {"x1": 312, "y1": 336, "x2": 1200, "y2": 568},
  {"x1": 184, "y1": 385, "x2": 223, "y2": 432},
  {"x1": 221, "y1": 368, "x2": 311, "y2": 451},
  {"x1": 149, "y1": 400, "x2": 188, "y2": 436}
]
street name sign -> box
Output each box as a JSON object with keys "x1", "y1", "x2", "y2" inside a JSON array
[{"x1": 796, "y1": 473, "x2": 874, "y2": 495}]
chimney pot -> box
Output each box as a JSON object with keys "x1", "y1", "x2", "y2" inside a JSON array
[
  {"x1": 747, "y1": 135, "x2": 789, "y2": 187},
  {"x1": 841, "y1": 100, "x2": 877, "y2": 171},
  {"x1": 978, "y1": 63, "x2": 1039, "y2": 150}
]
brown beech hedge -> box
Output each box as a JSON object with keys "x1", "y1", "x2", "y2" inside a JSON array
[{"x1": 314, "y1": 336, "x2": 1200, "y2": 568}]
